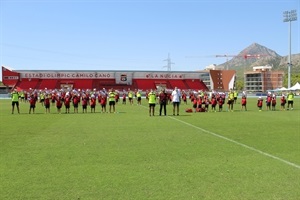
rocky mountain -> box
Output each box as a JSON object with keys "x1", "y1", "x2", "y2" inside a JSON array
[{"x1": 217, "y1": 43, "x2": 300, "y2": 79}]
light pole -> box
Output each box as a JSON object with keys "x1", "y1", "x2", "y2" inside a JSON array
[{"x1": 283, "y1": 10, "x2": 297, "y2": 89}]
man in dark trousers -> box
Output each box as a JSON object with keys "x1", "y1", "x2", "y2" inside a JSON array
[{"x1": 159, "y1": 88, "x2": 168, "y2": 116}]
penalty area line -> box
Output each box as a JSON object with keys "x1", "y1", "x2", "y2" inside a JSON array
[{"x1": 169, "y1": 116, "x2": 300, "y2": 170}]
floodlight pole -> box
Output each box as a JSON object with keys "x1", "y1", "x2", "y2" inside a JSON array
[{"x1": 283, "y1": 10, "x2": 297, "y2": 89}]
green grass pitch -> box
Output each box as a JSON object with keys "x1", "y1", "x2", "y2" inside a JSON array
[{"x1": 0, "y1": 97, "x2": 299, "y2": 199}]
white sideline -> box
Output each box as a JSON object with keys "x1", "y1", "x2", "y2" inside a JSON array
[{"x1": 169, "y1": 116, "x2": 300, "y2": 170}]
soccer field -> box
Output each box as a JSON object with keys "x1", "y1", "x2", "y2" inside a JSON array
[{"x1": 0, "y1": 97, "x2": 299, "y2": 199}]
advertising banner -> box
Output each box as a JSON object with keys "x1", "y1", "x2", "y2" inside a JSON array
[
  {"x1": 115, "y1": 72, "x2": 133, "y2": 84},
  {"x1": 20, "y1": 72, "x2": 114, "y2": 79}
]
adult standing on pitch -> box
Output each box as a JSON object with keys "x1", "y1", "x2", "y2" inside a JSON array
[
  {"x1": 171, "y1": 87, "x2": 181, "y2": 116},
  {"x1": 159, "y1": 88, "x2": 168, "y2": 116},
  {"x1": 108, "y1": 88, "x2": 116, "y2": 113},
  {"x1": 233, "y1": 90, "x2": 238, "y2": 104},
  {"x1": 11, "y1": 89, "x2": 20, "y2": 114},
  {"x1": 227, "y1": 89, "x2": 234, "y2": 112},
  {"x1": 148, "y1": 89, "x2": 156, "y2": 116},
  {"x1": 287, "y1": 91, "x2": 294, "y2": 110}
]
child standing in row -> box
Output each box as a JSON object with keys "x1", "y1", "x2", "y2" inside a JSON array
[
  {"x1": 241, "y1": 95, "x2": 247, "y2": 111},
  {"x1": 29, "y1": 94, "x2": 37, "y2": 114},
  {"x1": 280, "y1": 95, "x2": 287, "y2": 110},
  {"x1": 257, "y1": 97, "x2": 263, "y2": 111}
]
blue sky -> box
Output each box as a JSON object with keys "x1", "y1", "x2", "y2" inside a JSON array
[{"x1": 0, "y1": 0, "x2": 299, "y2": 80}]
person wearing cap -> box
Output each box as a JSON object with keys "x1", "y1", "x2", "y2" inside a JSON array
[
  {"x1": 64, "y1": 94, "x2": 71, "y2": 114},
  {"x1": 240, "y1": 95, "x2": 247, "y2": 111},
  {"x1": 44, "y1": 94, "x2": 51, "y2": 114},
  {"x1": 28, "y1": 93, "x2": 37, "y2": 114},
  {"x1": 11, "y1": 89, "x2": 20, "y2": 114},
  {"x1": 287, "y1": 91, "x2": 294, "y2": 110},
  {"x1": 257, "y1": 97, "x2": 263, "y2": 111},
  {"x1": 280, "y1": 95, "x2": 287, "y2": 111},
  {"x1": 122, "y1": 92, "x2": 126, "y2": 105},
  {"x1": 182, "y1": 92, "x2": 187, "y2": 105},
  {"x1": 72, "y1": 93, "x2": 80, "y2": 113},
  {"x1": 158, "y1": 88, "x2": 168, "y2": 116},
  {"x1": 211, "y1": 94, "x2": 217, "y2": 112},
  {"x1": 218, "y1": 95, "x2": 224, "y2": 112},
  {"x1": 99, "y1": 92, "x2": 107, "y2": 113},
  {"x1": 171, "y1": 87, "x2": 181, "y2": 116},
  {"x1": 81, "y1": 93, "x2": 89, "y2": 113},
  {"x1": 90, "y1": 95, "x2": 96, "y2": 113},
  {"x1": 55, "y1": 94, "x2": 63, "y2": 114},
  {"x1": 266, "y1": 93, "x2": 272, "y2": 111},
  {"x1": 271, "y1": 94, "x2": 277, "y2": 111}
]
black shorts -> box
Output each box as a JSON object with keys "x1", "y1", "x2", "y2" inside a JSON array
[
  {"x1": 173, "y1": 102, "x2": 180, "y2": 107},
  {"x1": 57, "y1": 105, "x2": 62, "y2": 109},
  {"x1": 227, "y1": 99, "x2": 234, "y2": 105},
  {"x1": 137, "y1": 97, "x2": 141, "y2": 101},
  {"x1": 149, "y1": 103, "x2": 156, "y2": 107},
  {"x1": 90, "y1": 105, "x2": 95, "y2": 108},
  {"x1": 73, "y1": 104, "x2": 78, "y2": 108},
  {"x1": 30, "y1": 105, "x2": 35, "y2": 108},
  {"x1": 109, "y1": 101, "x2": 115, "y2": 106},
  {"x1": 82, "y1": 105, "x2": 87, "y2": 109},
  {"x1": 12, "y1": 101, "x2": 19, "y2": 107}
]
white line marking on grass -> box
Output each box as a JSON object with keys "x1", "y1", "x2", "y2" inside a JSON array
[{"x1": 169, "y1": 116, "x2": 300, "y2": 170}]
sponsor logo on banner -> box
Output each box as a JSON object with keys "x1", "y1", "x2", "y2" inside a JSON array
[
  {"x1": 120, "y1": 74, "x2": 127, "y2": 81},
  {"x1": 145, "y1": 73, "x2": 183, "y2": 79},
  {"x1": 4, "y1": 76, "x2": 19, "y2": 80},
  {"x1": 20, "y1": 72, "x2": 114, "y2": 79}
]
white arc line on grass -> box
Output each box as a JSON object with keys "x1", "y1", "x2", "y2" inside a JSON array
[{"x1": 169, "y1": 116, "x2": 300, "y2": 170}]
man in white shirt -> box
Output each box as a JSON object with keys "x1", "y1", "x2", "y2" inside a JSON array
[{"x1": 171, "y1": 87, "x2": 181, "y2": 115}]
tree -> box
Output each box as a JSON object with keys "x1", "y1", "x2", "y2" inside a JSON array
[
  {"x1": 283, "y1": 73, "x2": 300, "y2": 87},
  {"x1": 235, "y1": 80, "x2": 244, "y2": 91}
]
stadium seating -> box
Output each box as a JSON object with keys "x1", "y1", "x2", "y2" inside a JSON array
[
  {"x1": 168, "y1": 80, "x2": 188, "y2": 89},
  {"x1": 15, "y1": 79, "x2": 39, "y2": 90},
  {"x1": 184, "y1": 79, "x2": 208, "y2": 90},
  {"x1": 73, "y1": 79, "x2": 93, "y2": 90},
  {"x1": 134, "y1": 79, "x2": 156, "y2": 90},
  {"x1": 38, "y1": 79, "x2": 58, "y2": 90}
]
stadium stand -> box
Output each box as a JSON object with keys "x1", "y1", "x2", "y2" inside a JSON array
[
  {"x1": 15, "y1": 79, "x2": 39, "y2": 90},
  {"x1": 184, "y1": 79, "x2": 208, "y2": 90},
  {"x1": 38, "y1": 79, "x2": 58, "y2": 89},
  {"x1": 134, "y1": 79, "x2": 156, "y2": 90},
  {"x1": 168, "y1": 80, "x2": 188, "y2": 89}
]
